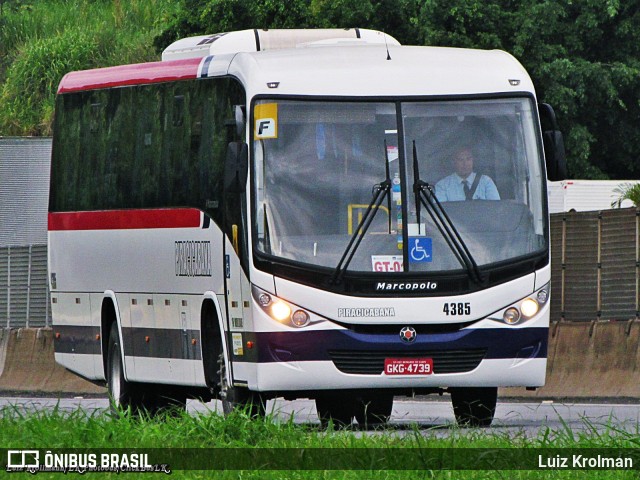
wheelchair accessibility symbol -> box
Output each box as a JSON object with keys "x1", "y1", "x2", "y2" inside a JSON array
[{"x1": 409, "y1": 237, "x2": 432, "y2": 263}]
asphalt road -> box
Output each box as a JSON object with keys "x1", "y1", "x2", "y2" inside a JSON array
[{"x1": 0, "y1": 396, "x2": 638, "y2": 436}]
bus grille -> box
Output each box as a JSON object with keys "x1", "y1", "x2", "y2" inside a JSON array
[{"x1": 328, "y1": 348, "x2": 487, "y2": 375}]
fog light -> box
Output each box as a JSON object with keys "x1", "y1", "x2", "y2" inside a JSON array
[
  {"x1": 521, "y1": 298, "x2": 539, "y2": 318},
  {"x1": 291, "y1": 310, "x2": 310, "y2": 327},
  {"x1": 503, "y1": 307, "x2": 521, "y2": 325},
  {"x1": 258, "y1": 293, "x2": 271, "y2": 306},
  {"x1": 271, "y1": 300, "x2": 291, "y2": 321}
]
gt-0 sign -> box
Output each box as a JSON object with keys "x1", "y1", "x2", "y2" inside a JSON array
[
  {"x1": 372, "y1": 255, "x2": 403, "y2": 272},
  {"x1": 384, "y1": 358, "x2": 433, "y2": 375}
]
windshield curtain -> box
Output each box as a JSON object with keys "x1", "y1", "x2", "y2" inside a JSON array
[{"x1": 253, "y1": 98, "x2": 547, "y2": 275}]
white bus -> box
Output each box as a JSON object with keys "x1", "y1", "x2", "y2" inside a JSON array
[{"x1": 48, "y1": 28, "x2": 566, "y2": 427}]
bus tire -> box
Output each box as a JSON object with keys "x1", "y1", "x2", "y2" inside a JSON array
[
  {"x1": 450, "y1": 387, "x2": 497, "y2": 427},
  {"x1": 107, "y1": 323, "x2": 186, "y2": 416},
  {"x1": 106, "y1": 322, "x2": 142, "y2": 414},
  {"x1": 201, "y1": 300, "x2": 221, "y2": 393},
  {"x1": 354, "y1": 393, "x2": 393, "y2": 428},
  {"x1": 218, "y1": 353, "x2": 265, "y2": 418},
  {"x1": 315, "y1": 393, "x2": 355, "y2": 428}
]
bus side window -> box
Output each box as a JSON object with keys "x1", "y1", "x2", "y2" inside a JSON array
[{"x1": 173, "y1": 95, "x2": 185, "y2": 127}]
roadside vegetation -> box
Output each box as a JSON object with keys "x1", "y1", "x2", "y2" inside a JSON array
[
  {"x1": 611, "y1": 183, "x2": 640, "y2": 208},
  {"x1": 0, "y1": 0, "x2": 178, "y2": 135},
  {"x1": 0, "y1": 405, "x2": 638, "y2": 479}
]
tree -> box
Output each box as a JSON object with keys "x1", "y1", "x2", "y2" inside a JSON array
[
  {"x1": 153, "y1": 0, "x2": 422, "y2": 51},
  {"x1": 611, "y1": 183, "x2": 640, "y2": 208},
  {"x1": 416, "y1": 0, "x2": 640, "y2": 180},
  {"x1": 154, "y1": 0, "x2": 317, "y2": 51}
]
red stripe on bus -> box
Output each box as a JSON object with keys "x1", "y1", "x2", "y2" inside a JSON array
[
  {"x1": 48, "y1": 209, "x2": 201, "y2": 231},
  {"x1": 57, "y1": 58, "x2": 201, "y2": 94}
]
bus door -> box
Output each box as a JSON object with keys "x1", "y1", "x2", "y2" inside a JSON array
[
  {"x1": 223, "y1": 234, "x2": 251, "y2": 385},
  {"x1": 222, "y1": 140, "x2": 251, "y2": 385}
]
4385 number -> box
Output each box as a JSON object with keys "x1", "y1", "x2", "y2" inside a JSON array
[{"x1": 442, "y1": 302, "x2": 471, "y2": 316}]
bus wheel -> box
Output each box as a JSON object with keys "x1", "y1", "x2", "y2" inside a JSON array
[
  {"x1": 218, "y1": 353, "x2": 265, "y2": 418},
  {"x1": 315, "y1": 393, "x2": 355, "y2": 428},
  {"x1": 106, "y1": 322, "x2": 142, "y2": 415},
  {"x1": 450, "y1": 387, "x2": 497, "y2": 427},
  {"x1": 354, "y1": 394, "x2": 393, "y2": 428}
]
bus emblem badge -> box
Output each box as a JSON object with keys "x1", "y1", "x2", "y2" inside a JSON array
[{"x1": 399, "y1": 326, "x2": 417, "y2": 344}]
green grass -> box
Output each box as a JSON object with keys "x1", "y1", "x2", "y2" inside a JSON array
[
  {"x1": 0, "y1": 404, "x2": 638, "y2": 479},
  {"x1": 0, "y1": 0, "x2": 179, "y2": 135}
]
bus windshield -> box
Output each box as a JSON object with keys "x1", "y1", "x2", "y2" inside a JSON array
[{"x1": 253, "y1": 98, "x2": 546, "y2": 275}]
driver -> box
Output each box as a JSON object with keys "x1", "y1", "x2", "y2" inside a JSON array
[{"x1": 435, "y1": 147, "x2": 500, "y2": 202}]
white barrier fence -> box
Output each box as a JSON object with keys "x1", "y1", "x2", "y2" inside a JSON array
[{"x1": 0, "y1": 244, "x2": 49, "y2": 328}]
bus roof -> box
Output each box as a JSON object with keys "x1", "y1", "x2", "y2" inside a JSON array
[
  {"x1": 230, "y1": 44, "x2": 533, "y2": 97},
  {"x1": 161, "y1": 28, "x2": 399, "y2": 61},
  {"x1": 58, "y1": 43, "x2": 533, "y2": 98}
]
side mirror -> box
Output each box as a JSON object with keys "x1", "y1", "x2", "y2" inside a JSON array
[
  {"x1": 538, "y1": 103, "x2": 568, "y2": 181},
  {"x1": 224, "y1": 142, "x2": 248, "y2": 194}
]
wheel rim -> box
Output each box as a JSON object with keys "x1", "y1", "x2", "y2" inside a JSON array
[
  {"x1": 218, "y1": 353, "x2": 231, "y2": 407},
  {"x1": 218, "y1": 354, "x2": 227, "y2": 397},
  {"x1": 109, "y1": 345, "x2": 122, "y2": 405}
]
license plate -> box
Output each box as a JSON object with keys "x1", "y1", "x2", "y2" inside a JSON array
[{"x1": 384, "y1": 358, "x2": 433, "y2": 375}]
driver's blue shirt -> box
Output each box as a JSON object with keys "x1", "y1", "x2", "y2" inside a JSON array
[{"x1": 435, "y1": 172, "x2": 500, "y2": 202}]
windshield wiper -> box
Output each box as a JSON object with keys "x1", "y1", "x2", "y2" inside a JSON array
[
  {"x1": 412, "y1": 141, "x2": 485, "y2": 285},
  {"x1": 330, "y1": 144, "x2": 392, "y2": 285}
]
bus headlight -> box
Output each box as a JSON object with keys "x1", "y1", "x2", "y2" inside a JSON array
[
  {"x1": 492, "y1": 283, "x2": 549, "y2": 326},
  {"x1": 258, "y1": 293, "x2": 272, "y2": 307},
  {"x1": 520, "y1": 298, "x2": 539, "y2": 318},
  {"x1": 291, "y1": 310, "x2": 310, "y2": 327},
  {"x1": 537, "y1": 288, "x2": 549, "y2": 304},
  {"x1": 503, "y1": 307, "x2": 521, "y2": 325},
  {"x1": 252, "y1": 285, "x2": 321, "y2": 329},
  {"x1": 271, "y1": 300, "x2": 291, "y2": 322}
]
